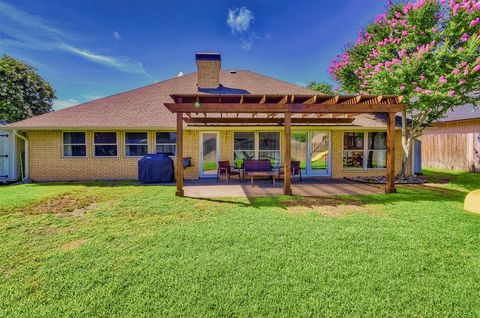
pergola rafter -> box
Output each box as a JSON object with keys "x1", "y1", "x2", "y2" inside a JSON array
[{"x1": 166, "y1": 93, "x2": 404, "y2": 197}]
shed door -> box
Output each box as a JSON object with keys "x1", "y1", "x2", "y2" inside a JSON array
[{"x1": 0, "y1": 131, "x2": 9, "y2": 181}]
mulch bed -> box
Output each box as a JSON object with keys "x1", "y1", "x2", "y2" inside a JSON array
[{"x1": 345, "y1": 175, "x2": 427, "y2": 184}]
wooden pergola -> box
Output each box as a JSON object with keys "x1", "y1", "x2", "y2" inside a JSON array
[{"x1": 164, "y1": 94, "x2": 405, "y2": 197}]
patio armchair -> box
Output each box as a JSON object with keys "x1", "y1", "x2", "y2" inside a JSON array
[
  {"x1": 278, "y1": 161, "x2": 302, "y2": 183},
  {"x1": 216, "y1": 160, "x2": 241, "y2": 182}
]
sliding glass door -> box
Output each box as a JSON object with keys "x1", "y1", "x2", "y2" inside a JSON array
[
  {"x1": 310, "y1": 132, "x2": 330, "y2": 176},
  {"x1": 291, "y1": 132, "x2": 308, "y2": 172},
  {"x1": 291, "y1": 131, "x2": 331, "y2": 176},
  {"x1": 200, "y1": 132, "x2": 219, "y2": 177}
]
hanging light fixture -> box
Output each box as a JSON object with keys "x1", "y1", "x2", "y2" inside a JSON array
[{"x1": 194, "y1": 96, "x2": 200, "y2": 108}]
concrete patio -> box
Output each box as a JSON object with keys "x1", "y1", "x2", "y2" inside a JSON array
[{"x1": 183, "y1": 178, "x2": 383, "y2": 198}]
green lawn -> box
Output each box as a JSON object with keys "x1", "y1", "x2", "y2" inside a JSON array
[
  {"x1": 1, "y1": 169, "x2": 480, "y2": 317},
  {"x1": 202, "y1": 161, "x2": 217, "y2": 172}
]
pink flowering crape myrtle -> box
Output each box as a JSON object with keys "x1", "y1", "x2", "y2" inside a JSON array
[{"x1": 329, "y1": 0, "x2": 479, "y2": 177}]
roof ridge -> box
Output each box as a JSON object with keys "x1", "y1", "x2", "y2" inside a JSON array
[
  {"x1": 236, "y1": 70, "x2": 319, "y2": 94},
  {"x1": 55, "y1": 69, "x2": 313, "y2": 114},
  {"x1": 49, "y1": 72, "x2": 198, "y2": 114}
]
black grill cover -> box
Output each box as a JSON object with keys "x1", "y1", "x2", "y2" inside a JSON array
[{"x1": 138, "y1": 154, "x2": 174, "y2": 183}]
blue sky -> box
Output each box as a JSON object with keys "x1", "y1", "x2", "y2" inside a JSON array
[{"x1": 0, "y1": 0, "x2": 388, "y2": 110}]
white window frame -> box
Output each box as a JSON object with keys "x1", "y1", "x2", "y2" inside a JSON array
[
  {"x1": 342, "y1": 131, "x2": 387, "y2": 170},
  {"x1": 366, "y1": 132, "x2": 387, "y2": 169},
  {"x1": 93, "y1": 132, "x2": 118, "y2": 158},
  {"x1": 62, "y1": 131, "x2": 86, "y2": 158},
  {"x1": 155, "y1": 131, "x2": 177, "y2": 156},
  {"x1": 258, "y1": 131, "x2": 281, "y2": 166},
  {"x1": 124, "y1": 132, "x2": 148, "y2": 157},
  {"x1": 232, "y1": 131, "x2": 281, "y2": 164},
  {"x1": 233, "y1": 132, "x2": 256, "y2": 163}
]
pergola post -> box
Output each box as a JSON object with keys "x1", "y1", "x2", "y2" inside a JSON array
[
  {"x1": 283, "y1": 112, "x2": 292, "y2": 195},
  {"x1": 386, "y1": 112, "x2": 396, "y2": 193},
  {"x1": 176, "y1": 112, "x2": 184, "y2": 196}
]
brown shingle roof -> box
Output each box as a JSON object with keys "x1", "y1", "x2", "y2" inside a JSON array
[
  {"x1": 8, "y1": 70, "x2": 316, "y2": 129},
  {"x1": 7, "y1": 70, "x2": 391, "y2": 129},
  {"x1": 436, "y1": 104, "x2": 479, "y2": 122}
]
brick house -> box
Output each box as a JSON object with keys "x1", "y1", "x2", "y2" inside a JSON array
[{"x1": 6, "y1": 53, "x2": 403, "y2": 183}]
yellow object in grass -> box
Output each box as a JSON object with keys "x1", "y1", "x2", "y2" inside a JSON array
[
  {"x1": 464, "y1": 190, "x2": 480, "y2": 214},
  {"x1": 311, "y1": 150, "x2": 328, "y2": 162}
]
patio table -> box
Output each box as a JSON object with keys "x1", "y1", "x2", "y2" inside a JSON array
[{"x1": 246, "y1": 171, "x2": 278, "y2": 187}]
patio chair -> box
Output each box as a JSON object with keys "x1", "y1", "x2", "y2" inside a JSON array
[
  {"x1": 216, "y1": 160, "x2": 241, "y2": 182},
  {"x1": 278, "y1": 161, "x2": 302, "y2": 183}
]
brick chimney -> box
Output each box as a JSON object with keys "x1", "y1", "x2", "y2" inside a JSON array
[{"x1": 195, "y1": 52, "x2": 221, "y2": 89}]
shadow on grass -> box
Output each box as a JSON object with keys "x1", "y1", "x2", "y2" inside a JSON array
[
  {"x1": 181, "y1": 184, "x2": 467, "y2": 211},
  {"x1": 7, "y1": 168, "x2": 475, "y2": 212},
  {"x1": 422, "y1": 168, "x2": 480, "y2": 192},
  {"x1": 28, "y1": 180, "x2": 141, "y2": 187}
]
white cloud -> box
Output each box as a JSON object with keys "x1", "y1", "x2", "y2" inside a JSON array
[
  {"x1": 53, "y1": 99, "x2": 79, "y2": 110},
  {"x1": 83, "y1": 94, "x2": 105, "y2": 101},
  {"x1": 60, "y1": 44, "x2": 148, "y2": 75},
  {"x1": 226, "y1": 7, "x2": 260, "y2": 50},
  {"x1": 0, "y1": 2, "x2": 150, "y2": 77},
  {"x1": 240, "y1": 32, "x2": 260, "y2": 51},
  {"x1": 113, "y1": 31, "x2": 121, "y2": 40},
  {"x1": 295, "y1": 81, "x2": 307, "y2": 87},
  {"x1": 177, "y1": 71, "x2": 184, "y2": 77},
  {"x1": 227, "y1": 7, "x2": 254, "y2": 34}
]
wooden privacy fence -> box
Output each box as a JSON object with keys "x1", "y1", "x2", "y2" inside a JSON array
[{"x1": 421, "y1": 132, "x2": 480, "y2": 172}]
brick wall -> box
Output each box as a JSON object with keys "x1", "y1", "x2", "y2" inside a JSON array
[
  {"x1": 28, "y1": 128, "x2": 403, "y2": 181},
  {"x1": 196, "y1": 59, "x2": 220, "y2": 88}
]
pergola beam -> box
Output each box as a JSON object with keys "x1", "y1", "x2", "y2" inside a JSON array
[
  {"x1": 165, "y1": 103, "x2": 405, "y2": 114},
  {"x1": 320, "y1": 95, "x2": 340, "y2": 105},
  {"x1": 183, "y1": 117, "x2": 354, "y2": 124}
]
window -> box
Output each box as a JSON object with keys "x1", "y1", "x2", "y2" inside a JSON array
[
  {"x1": 125, "y1": 132, "x2": 148, "y2": 157},
  {"x1": 233, "y1": 131, "x2": 281, "y2": 166},
  {"x1": 343, "y1": 132, "x2": 364, "y2": 169},
  {"x1": 94, "y1": 132, "x2": 117, "y2": 157},
  {"x1": 259, "y1": 132, "x2": 281, "y2": 166},
  {"x1": 343, "y1": 132, "x2": 387, "y2": 169},
  {"x1": 156, "y1": 132, "x2": 176, "y2": 155},
  {"x1": 63, "y1": 132, "x2": 86, "y2": 157},
  {"x1": 233, "y1": 132, "x2": 255, "y2": 166},
  {"x1": 367, "y1": 132, "x2": 387, "y2": 168}
]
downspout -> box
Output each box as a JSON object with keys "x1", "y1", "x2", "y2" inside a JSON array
[{"x1": 13, "y1": 130, "x2": 29, "y2": 181}]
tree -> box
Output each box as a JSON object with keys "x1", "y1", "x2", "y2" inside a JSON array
[
  {"x1": 306, "y1": 81, "x2": 335, "y2": 94},
  {"x1": 0, "y1": 55, "x2": 55, "y2": 122},
  {"x1": 329, "y1": 0, "x2": 479, "y2": 176}
]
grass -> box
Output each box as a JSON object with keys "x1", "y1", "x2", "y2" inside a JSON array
[
  {"x1": 299, "y1": 158, "x2": 327, "y2": 170},
  {"x1": 202, "y1": 161, "x2": 217, "y2": 171},
  {"x1": 1, "y1": 169, "x2": 480, "y2": 317}
]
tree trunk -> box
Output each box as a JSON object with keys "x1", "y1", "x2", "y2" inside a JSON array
[{"x1": 400, "y1": 110, "x2": 411, "y2": 178}]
